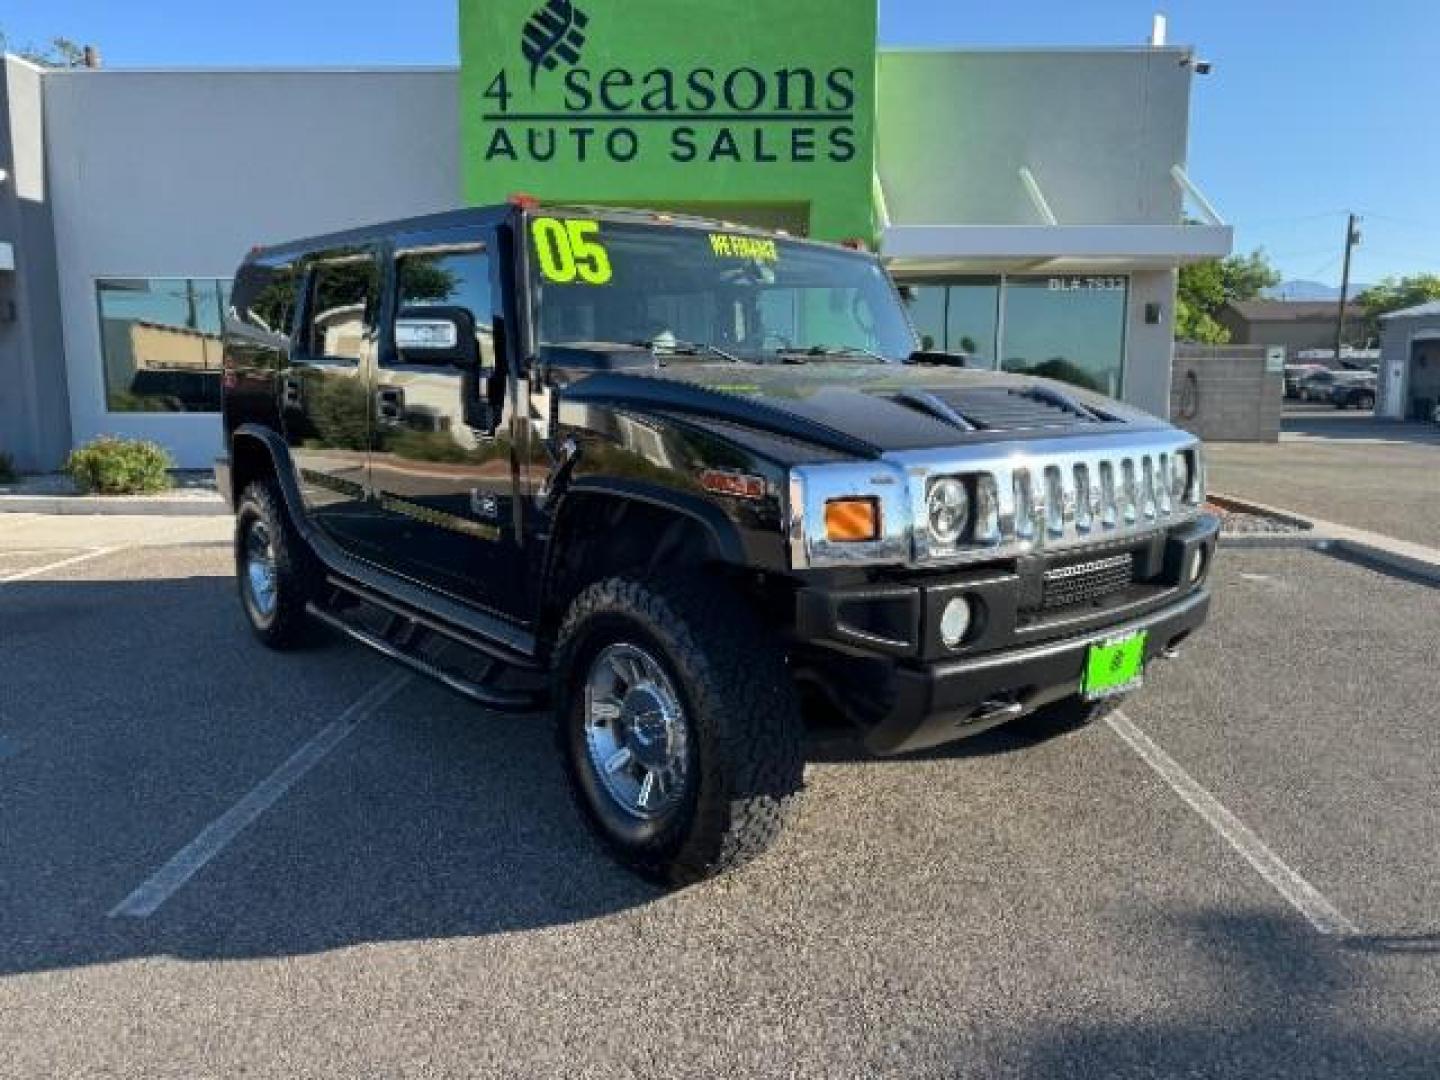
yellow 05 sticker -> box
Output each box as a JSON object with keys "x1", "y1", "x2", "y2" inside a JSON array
[{"x1": 531, "y1": 217, "x2": 612, "y2": 285}]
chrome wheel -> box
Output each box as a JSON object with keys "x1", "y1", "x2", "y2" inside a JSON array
[
  {"x1": 243, "y1": 519, "x2": 278, "y2": 619},
  {"x1": 583, "y1": 643, "x2": 690, "y2": 820}
]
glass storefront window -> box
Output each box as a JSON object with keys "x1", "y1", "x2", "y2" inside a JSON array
[
  {"x1": 900, "y1": 278, "x2": 1002, "y2": 369},
  {"x1": 944, "y1": 278, "x2": 1001, "y2": 369},
  {"x1": 97, "y1": 278, "x2": 232, "y2": 412},
  {"x1": 1000, "y1": 275, "x2": 1128, "y2": 397}
]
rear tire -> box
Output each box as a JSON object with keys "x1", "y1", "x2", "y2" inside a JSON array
[
  {"x1": 235, "y1": 481, "x2": 315, "y2": 649},
  {"x1": 553, "y1": 575, "x2": 804, "y2": 886}
]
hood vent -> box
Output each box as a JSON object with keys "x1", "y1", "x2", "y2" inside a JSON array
[{"x1": 890, "y1": 385, "x2": 1115, "y2": 432}]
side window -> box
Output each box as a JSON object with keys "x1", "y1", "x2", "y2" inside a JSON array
[
  {"x1": 234, "y1": 262, "x2": 299, "y2": 340},
  {"x1": 304, "y1": 252, "x2": 378, "y2": 362},
  {"x1": 391, "y1": 245, "x2": 494, "y2": 368}
]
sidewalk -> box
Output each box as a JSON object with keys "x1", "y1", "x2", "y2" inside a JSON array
[
  {"x1": 0, "y1": 472, "x2": 226, "y2": 517},
  {"x1": 1212, "y1": 492, "x2": 1440, "y2": 586}
]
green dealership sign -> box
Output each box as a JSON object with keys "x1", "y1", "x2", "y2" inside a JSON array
[{"x1": 459, "y1": 0, "x2": 877, "y2": 241}]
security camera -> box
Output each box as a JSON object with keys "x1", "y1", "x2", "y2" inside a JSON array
[{"x1": 1193, "y1": 59, "x2": 1213, "y2": 74}]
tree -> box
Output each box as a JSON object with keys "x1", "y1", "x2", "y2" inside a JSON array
[
  {"x1": 1356, "y1": 274, "x2": 1440, "y2": 338},
  {"x1": 0, "y1": 30, "x2": 89, "y2": 68},
  {"x1": 1175, "y1": 249, "x2": 1281, "y2": 344}
]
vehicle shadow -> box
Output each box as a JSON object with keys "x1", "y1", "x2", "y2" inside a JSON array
[
  {"x1": 976, "y1": 908, "x2": 1440, "y2": 1077},
  {"x1": 0, "y1": 574, "x2": 662, "y2": 979}
]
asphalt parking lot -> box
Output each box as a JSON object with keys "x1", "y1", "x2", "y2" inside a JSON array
[
  {"x1": 1207, "y1": 404, "x2": 1440, "y2": 546},
  {"x1": 2, "y1": 520, "x2": 1439, "y2": 1077}
]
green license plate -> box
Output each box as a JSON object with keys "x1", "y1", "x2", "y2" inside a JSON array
[{"x1": 1082, "y1": 631, "x2": 1147, "y2": 700}]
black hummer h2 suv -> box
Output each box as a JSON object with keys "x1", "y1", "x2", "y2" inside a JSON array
[{"x1": 217, "y1": 203, "x2": 1217, "y2": 884}]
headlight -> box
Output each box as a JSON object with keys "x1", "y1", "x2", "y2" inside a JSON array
[{"x1": 926, "y1": 477, "x2": 970, "y2": 547}]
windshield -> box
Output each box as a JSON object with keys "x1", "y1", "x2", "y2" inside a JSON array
[{"x1": 525, "y1": 215, "x2": 916, "y2": 362}]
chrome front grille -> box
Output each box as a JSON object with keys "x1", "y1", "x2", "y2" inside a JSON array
[
  {"x1": 787, "y1": 431, "x2": 1203, "y2": 571},
  {"x1": 898, "y1": 432, "x2": 1203, "y2": 566}
]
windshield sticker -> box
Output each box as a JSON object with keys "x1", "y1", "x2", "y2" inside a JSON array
[
  {"x1": 531, "y1": 217, "x2": 613, "y2": 285},
  {"x1": 707, "y1": 233, "x2": 779, "y2": 262}
]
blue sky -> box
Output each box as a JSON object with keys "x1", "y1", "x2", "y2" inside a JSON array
[{"x1": 6, "y1": 0, "x2": 1436, "y2": 285}]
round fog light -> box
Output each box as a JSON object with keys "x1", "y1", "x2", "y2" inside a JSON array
[
  {"x1": 939, "y1": 596, "x2": 973, "y2": 649},
  {"x1": 1188, "y1": 546, "x2": 1207, "y2": 583}
]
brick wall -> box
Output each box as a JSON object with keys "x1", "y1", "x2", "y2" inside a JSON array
[{"x1": 1169, "y1": 345, "x2": 1281, "y2": 442}]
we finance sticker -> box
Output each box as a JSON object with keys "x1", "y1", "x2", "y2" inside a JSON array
[{"x1": 708, "y1": 233, "x2": 779, "y2": 262}]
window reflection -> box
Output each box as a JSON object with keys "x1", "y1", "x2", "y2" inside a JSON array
[
  {"x1": 901, "y1": 275, "x2": 1127, "y2": 394},
  {"x1": 902, "y1": 278, "x2": 1001, "y2": 368},
  {"x1": 1001, "y1": 276, "x2": 1128, "y2": 396},
  {"x1": 98, "y1": 278, "x2": 231, "y2": 413}
]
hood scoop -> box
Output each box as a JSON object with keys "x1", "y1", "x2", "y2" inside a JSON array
[{"x1": 888, "y1": 384, "x2": 1114, "y2": 432}]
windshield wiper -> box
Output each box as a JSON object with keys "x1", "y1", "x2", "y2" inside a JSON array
[
  {"x1": 632, "y1": 338, "x2": 742, "y2": 364},
  {"x1": 773, "y1": 344, "x2": 887, "y2": 364}
]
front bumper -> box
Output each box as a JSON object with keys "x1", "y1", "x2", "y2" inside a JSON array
[
  {"x1": 791, "y1": 514, "x2": 1218, "y2": 755},
  {"x1": 864, "y1": 587, "x2": 1208, "y2": 754}
]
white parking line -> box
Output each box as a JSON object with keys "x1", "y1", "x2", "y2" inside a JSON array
[
  {"x1": 0, "y1": 547, "x2": 118, "y2": 583},
  {"x1": 1107, "y1": 709, "x2": 1358, "y2": 936},
  {"x1": 110, "y1": 670, "x2": 412, "y2": 919}
]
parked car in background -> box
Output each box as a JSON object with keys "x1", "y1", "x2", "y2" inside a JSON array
[
  {"x1": 1331, "y1": 372, "x2": 1377, "y2": 410},
  {"x1": 1298, "y1": 369, "x2": 1340, "y2": 401},
  {"x1": 1284, "y1": 364, "x2": 1327, "y2": 399}
]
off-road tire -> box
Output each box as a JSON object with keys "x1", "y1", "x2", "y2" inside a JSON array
[
  {"x1": 553, "y1": 575, "x2": 804, "y2": 886},
  {"x1": 1016, "y1": 692, "x2": 1125, "y2": 737},
  {"x1": 235, "y1": 481, "x2": 316, "y2": 649}
]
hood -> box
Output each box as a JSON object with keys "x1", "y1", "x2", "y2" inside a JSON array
[{"x1": 553, "y1": 354, "x2": 1168, "y2": 459}]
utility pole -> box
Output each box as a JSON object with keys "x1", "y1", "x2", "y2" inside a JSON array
[{"x1": 1334, "y1": 213, "x2": 1361, "y2": 367}]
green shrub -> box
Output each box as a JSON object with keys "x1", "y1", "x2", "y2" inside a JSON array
[
  {"x1": 65, "y1": 436, "x2": 173, "y2": 495},
  {"x1": 0, "y1": 451, "x2": 16, "y2": 485}
]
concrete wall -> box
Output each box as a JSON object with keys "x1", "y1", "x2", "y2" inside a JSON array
[
  {"x1": 0, "y1": 56, "x2": 71, "y2": 472},
  {"x1": 876, "y1": 49, "x2": 1191, "y2": 227},
  {"x1": 1169, "y1": 344, "x2": 1280, "y2": 442},
  {"x1": 42, "y1": 67, "x2": 462, "y2": 468}
]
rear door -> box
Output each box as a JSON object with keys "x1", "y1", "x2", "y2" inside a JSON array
[
  {"x1": 280, "y1": 245, "x2": 381, "y2": 554},
  {"x1": 364, "y1": 226, "x2": 527, "y2": 615}
]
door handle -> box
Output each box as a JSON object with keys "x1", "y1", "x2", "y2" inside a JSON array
[
  {"x1": 282, "y1": 375, "x2": 303, "y2": 410},
  {"x1": 376, "y1": 386, "x2": 405, "y2": 424}
]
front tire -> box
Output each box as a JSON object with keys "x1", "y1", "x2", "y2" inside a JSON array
[
  {"x1": 235, "y1": 481, "x2": 315, "y2": 649},
  {"x1": 553, "y1": 575, "x2": 804, "y2": 886}
]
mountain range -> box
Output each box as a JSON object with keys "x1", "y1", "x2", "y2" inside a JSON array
[{"x1": 1262, "y1": 280, "x2": 1372, "y2": 301}]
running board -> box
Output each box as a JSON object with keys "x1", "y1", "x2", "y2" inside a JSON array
[{"x1": 306, "y1": 602, "x2": 545, "y2": 712}]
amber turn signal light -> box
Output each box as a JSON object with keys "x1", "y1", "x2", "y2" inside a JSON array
[{"x1": 824, "y1": 498, "x2": 879, "y2": 542}]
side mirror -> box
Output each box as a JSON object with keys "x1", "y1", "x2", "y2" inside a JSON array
[{"x1": 394, "y1": 305, "x2": 484, "y2": 369}]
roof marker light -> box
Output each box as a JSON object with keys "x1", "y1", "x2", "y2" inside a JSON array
[{"x1": 508, "y1": 193, "x2": 541, "y2": 210}]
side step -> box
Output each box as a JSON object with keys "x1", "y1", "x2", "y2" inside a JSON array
[{"x1": 306, "y1": 600, "x2": 546, "y2": 713}]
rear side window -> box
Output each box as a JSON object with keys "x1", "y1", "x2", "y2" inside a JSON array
[{"x1": 304, "y1": 252, "x2": 379, "y2": 362}]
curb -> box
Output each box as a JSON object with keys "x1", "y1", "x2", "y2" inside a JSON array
[
  {"x1": 1212, "y1": 489, "x2": 1440, "y2": 587},
  {"x1": 0, "y1": 495, "x2": 227, "y2": 517}
]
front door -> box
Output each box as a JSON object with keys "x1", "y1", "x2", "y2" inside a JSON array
[
  {"x1": 365, "y1": 228, "x2": 525, "y2": 616},
  {"x1": 280, "y1": 246, "x2": 380, "y2": 555}
]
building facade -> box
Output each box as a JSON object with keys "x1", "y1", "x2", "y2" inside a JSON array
[
  {"x1": 1218, "y1": 299, "x2": 1368, "y2": 362},
  {"x1": 1376, "y1": 301, "x2": 1440, "y2": 421},
  {"x1": 0, "y1": 9, "x2": 1230, "y2": 471}
]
